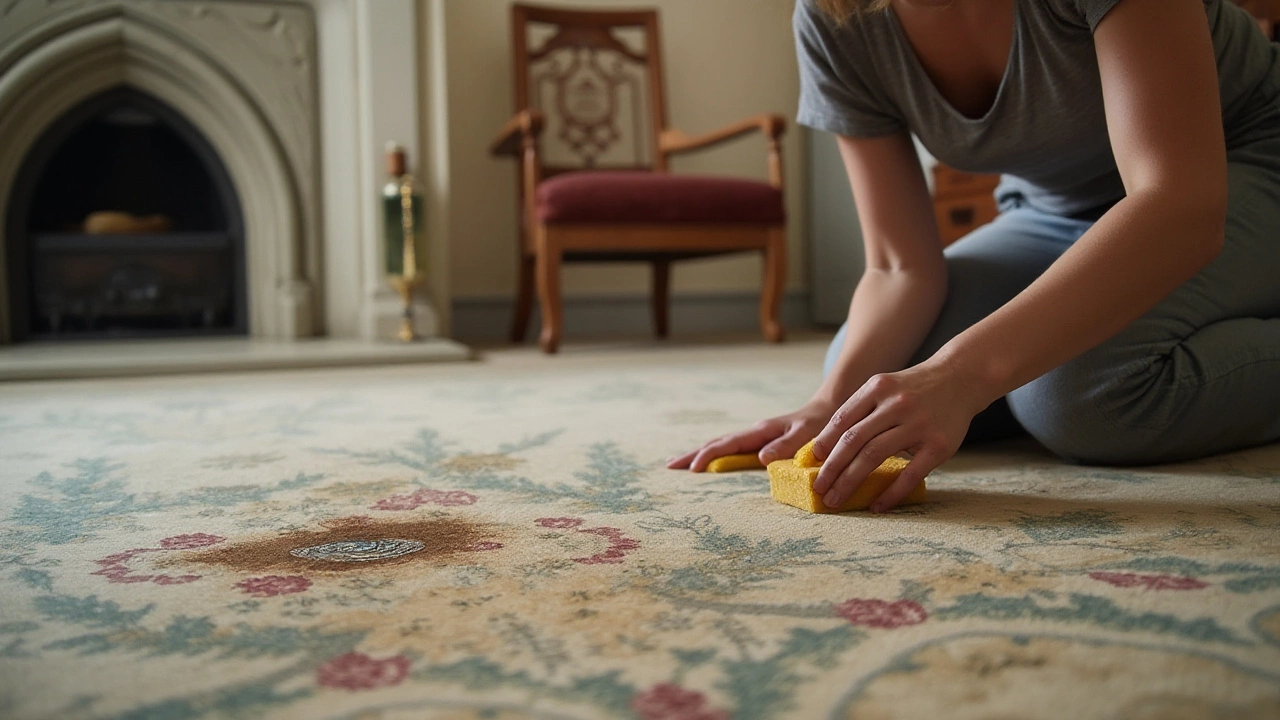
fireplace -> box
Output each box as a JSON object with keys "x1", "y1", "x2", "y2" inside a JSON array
[
  {"x1": 0, "y1": 0, "x2": 448, "y2": 350},
  {"x1": 6, "y1": 87, "x2": 246, "y2": 340}
]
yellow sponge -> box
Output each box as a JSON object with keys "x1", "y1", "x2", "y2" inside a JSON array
[
  {"x1": 706, "y1": 441, "x2": 821, "y2": 474},
  {"x1": 706, "y1": 454, "x2": 766, "y2": 473},
  {"x1": 769, "y1": 441, "x2": 926, "y2": 513},
  {"x1": 793, "y1": 442, "x2": 820, "y2": 468}
]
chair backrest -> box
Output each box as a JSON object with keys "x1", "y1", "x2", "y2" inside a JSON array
[{"x1": 510, "y1": 3, "x2": 669, "y2": 175}]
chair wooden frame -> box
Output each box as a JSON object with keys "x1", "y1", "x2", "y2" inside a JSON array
[{"x1": 490, "y1": 3, "x2": 788, "y2": 353}]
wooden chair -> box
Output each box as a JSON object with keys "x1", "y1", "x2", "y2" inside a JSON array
[{"x1": 491, "y1": 3, "x2": 788, "y2": 353}]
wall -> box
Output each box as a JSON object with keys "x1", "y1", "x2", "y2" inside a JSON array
[{"x1": 436, "y1": 0, "x2": 806, "y2": 327}]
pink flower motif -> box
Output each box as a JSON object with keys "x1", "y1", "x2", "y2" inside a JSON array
[
  {"x1": 553, "y1": 521, "x2": 641, "y2": 565},
  {"x1": 372, "y1": 489, "x2": 477, "y2": 511},
  {"x1": 316, "y1": 652, "x2": 411, "y2": 691},
  {"x1": 92, "y1": 565, "x2": 155, "y2": 584},
  {"x1": 422, "y1": 490, "x2": 477, "y2": 507},
  {"x1": 465, "y1": 541, "x2": 503, "y2": 552},
  {"x1": 154, "y1": 574, "x2": 202, "y2": 585},
  {"x1": 834, "y1": 598, "x2": 928, "y2": 629},
  {"x1": 631, "y1": 683, "x2": 729, "y2": 720},
  {"x1": 93, "y1": 545, "x2": 204, "y2": 586},
  {"x1": 578, "y1": 551, "x2": 626, "y2": 565},
  {"x1": 579, "y1": 527, "x2": 624, "y2": 541},
  {"x1": 1089, "y1": 571, "x2": 1209, "y2": 591},
  {"x1": 533, "y1": 518, "x2": 639, "y2": 563},
  {"x1": 98, "y1": 548, "x2": 159, "y2": 565},
  {"x1": 236, "y1": 575, "x2": 313, "y2": 597},
  {"x1": 94, "y1": 563, "x2": 204, "y2": 585},
  {"x1": 536, "y1": 517, "x2": 584, "y2": 529},
  {"x1": 372, "y1": 494, "x2": 421, "y2": 512},
  {"x1": 160, "y1": 533, "x2": 226, "y2": 550}
]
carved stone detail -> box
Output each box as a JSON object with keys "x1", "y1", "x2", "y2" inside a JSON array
[
  {"x1": 1, "y1": 4, "x2": 317, "y2": 187},
  {"x1": 1, "y1": 2, "x2": 99, "y2": 53},
  {"x1": 139, "y1": 1, "x2": 319, "y2": 219}
]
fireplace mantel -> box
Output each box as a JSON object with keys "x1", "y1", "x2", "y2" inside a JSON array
[{"x1": 0, "y1": 0, "x2": 447, "y2": 344}]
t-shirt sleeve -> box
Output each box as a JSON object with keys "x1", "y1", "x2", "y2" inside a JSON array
[
  {"x1": 793, "y1": 0, "x2": 905, "y2": 138},
  {"x1": 1077, "y1": 0, "x2": 1124, "y2": 30},
  {"x1": 1046, "y1": 0, "x2": 1124, "y2": 30},
  {"x1": 1059, "y1": 0, "x2": 1212, "y2": 32}
]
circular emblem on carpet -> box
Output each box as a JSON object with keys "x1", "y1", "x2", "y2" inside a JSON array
[{"x1": 290, "y1": 539, "x2": 425, "y2": 562}]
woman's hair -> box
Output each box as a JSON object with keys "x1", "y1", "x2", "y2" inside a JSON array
[{"x1": 814, "y1": 0, "x2": 891, "y2": 23}]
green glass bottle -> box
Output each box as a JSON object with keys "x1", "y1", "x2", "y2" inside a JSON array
[{"x1": 382, "y1": 142, "x2": 426, "y2": 278}]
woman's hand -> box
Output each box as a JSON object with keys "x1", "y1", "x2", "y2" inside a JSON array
[
  {"x1": 667, "y1": 399, "x2": 839, "y2": 473},
  {"x1": 810, "y1": 358, "x2": 991, "y2": 512}
]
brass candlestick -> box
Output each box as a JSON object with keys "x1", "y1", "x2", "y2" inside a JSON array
[{"x1": 388, "y1": 172, "x2": 424, "y2": 342}]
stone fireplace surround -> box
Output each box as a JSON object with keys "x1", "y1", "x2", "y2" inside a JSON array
[{"x1": 0, "y1": 0, "x2": 452, "y2": 348}]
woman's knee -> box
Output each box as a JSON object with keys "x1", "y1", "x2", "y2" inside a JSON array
[{"x1": 1007, "y1": 355, "x2": 1176, "y2": 466}]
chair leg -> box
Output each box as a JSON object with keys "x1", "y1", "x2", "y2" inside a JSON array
[
  {"x1": 535, "y1": 230, "x2": 563, "y2": 354},
  {"x1": 651, "y1": 258, "x2": 670, "y2": 339},
  {"x1": 510, "y1": 254, "x2": 536, "y2": 343},
  {"x1": 760, "y1": 227, "x2": 786, "y2": 343}
]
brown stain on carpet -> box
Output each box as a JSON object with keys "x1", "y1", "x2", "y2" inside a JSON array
[{"x1": 175, "y1": 516, "x2": 500, "y2": 575}]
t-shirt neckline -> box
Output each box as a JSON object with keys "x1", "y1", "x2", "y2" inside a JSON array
[{"x1": 885, "y1": 0, "x2": 1021, "y2": 124}]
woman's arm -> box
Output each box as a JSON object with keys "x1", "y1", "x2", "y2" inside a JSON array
[
  {"x1": 812, "y1": 133, "x2": 947, "y2": 418},
  {"x1": 810, "y1": 0, "x2": 1228, "y2": 510},
  {"x1": 938, "y1": 0, "x2": 1227, "y2": 397},
  {"x1": 668, "y1": 130, "x2": 947, "y2": 471}
]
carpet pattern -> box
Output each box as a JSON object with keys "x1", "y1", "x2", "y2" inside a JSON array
[{"x1": 1, "y1": 342, "x2": 1279, "y2": 719}]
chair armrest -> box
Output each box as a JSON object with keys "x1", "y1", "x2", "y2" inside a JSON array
[
  {"x1": 658, "y1": 113, "x2": 786, "y2": 157},
  {"x1": 490, "y1": 108, "x2": 546, "y2": 157}
]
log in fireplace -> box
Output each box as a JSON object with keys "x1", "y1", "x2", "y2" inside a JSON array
[{"x1": 5, "y1": 87, "x2": 246, "y2": 340}]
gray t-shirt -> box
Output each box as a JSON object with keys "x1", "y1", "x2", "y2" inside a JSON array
[{"x1": 795, "y1": 0, "x2": 1280, "y2": 216}]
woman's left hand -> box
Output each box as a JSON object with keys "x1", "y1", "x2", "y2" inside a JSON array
[{"x1": 809, "y1": 358, "x2": 992, "y2": 513}]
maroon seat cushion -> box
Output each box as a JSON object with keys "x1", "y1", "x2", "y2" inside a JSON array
[{"x1": 535, "y1": 171, "x2": 785, "y2": 225}]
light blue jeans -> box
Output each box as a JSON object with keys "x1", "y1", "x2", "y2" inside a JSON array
[{"x1": 824, "y1": 135, "x2": 1280, "y2": 465}]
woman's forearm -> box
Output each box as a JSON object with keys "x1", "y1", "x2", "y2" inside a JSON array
[
  {"x1": 937, "y1": 189, "x2": 1226, "y2": 407},
  {"x1": 814, "y1": 131, "x2": 950, "y2": 410},
  {"x1": 815, "y1": 262, "x2": 948, "y2": 407}
]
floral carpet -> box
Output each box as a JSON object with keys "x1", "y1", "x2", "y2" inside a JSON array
[{"x1": 1, "y1": 340, "x2": 1279, "y2": 720}]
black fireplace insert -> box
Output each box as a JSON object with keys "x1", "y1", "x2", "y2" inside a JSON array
[{"x1": 5, "y1": 87, "x2": 247, "y2": 340}]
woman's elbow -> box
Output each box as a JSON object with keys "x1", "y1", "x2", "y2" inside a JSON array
[
  {"x1": 1166, "y1": 176, "x2": 1228, "y2": 268},
  {"x1": 1193, "y1": 182, "x2": 1228, "y2": 266}
]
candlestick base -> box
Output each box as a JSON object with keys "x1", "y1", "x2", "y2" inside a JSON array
[{"x1": 388, "y1": 275, "x2": 425, "y2": 343}]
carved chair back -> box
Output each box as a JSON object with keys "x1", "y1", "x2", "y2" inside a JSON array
[{"x1": 511, "y1": 4, "x2": 669, "y2": 178}]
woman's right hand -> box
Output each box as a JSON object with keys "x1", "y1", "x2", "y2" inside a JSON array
[{"x1": 666, "y1": 399, "x2": 838, "y2": 472}]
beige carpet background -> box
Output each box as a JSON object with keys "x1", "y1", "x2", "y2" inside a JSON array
[{"x1": 1, "y1": 339, "x2": 1278, "y2": 719}]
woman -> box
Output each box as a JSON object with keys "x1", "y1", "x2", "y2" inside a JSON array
[{"x1": 669, "y1": 0, "x2": 1280, "y2": 511}]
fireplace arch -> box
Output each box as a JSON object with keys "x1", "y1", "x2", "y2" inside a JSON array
[{"x1": 0, "y1": 9, "x2": 316, "y2": 342}]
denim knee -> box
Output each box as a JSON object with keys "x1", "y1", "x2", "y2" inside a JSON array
[{"x1": 1007, "y1": 356, "x2": 1173, "y2": 466}]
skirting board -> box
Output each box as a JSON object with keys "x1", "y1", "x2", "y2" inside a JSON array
[
  {"x1": 452, "y1": 290, "x2": 814, "y2": 342},
  {"x1": 0, "y1": 338, "x2": 472, "y2": 382}
]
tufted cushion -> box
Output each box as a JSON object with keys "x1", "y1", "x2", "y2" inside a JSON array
[{"x1": 535, "y1": 171, "x2": 785, "y2": 225}]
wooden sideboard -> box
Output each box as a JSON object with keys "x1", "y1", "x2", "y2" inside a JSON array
[{"x1": 931, "y1": 165, "x2": 999, "y2": 246}]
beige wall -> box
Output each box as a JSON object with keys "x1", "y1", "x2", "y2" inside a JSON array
[{"x1": 438, "y1": 0, "x2": 805, "y2": 301}]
